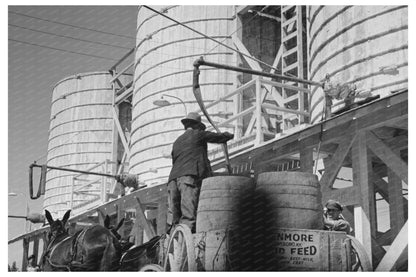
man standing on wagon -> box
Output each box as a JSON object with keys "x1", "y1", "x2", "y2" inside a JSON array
[{"x1": 167, "y1": 112, "x2": 234, "y2": 233}]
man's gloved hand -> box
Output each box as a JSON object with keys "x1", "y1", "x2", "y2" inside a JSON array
[
  {"x1": 223, "y1": 132, "x2": 234, "y2": 140},
  {"x1": 322, "y1": 213, "x2": 334, "y2": 228},
  {"x1": 115, "y1": 175, "x2": 122, "y2": 183}
]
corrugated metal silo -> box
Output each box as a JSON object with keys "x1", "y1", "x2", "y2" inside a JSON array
[
  {"x1": 308, "y1": 6, "x2": 408, "y2": 123},
  {"x1": 130, "y1": 6, "x2": 236, "y2": 186},
  {"x1": 44, "y1": 72, "x2": 131, "y2": 217}
]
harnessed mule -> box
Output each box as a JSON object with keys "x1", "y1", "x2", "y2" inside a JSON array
[
  {"x1": 40, "y1": 210, "x2": 122, "y2": 271},
  {"x1": 103, "y1": 215, "x2": 134, "y2": 252}
]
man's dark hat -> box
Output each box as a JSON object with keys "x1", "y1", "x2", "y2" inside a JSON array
[
  {"x1": 181, "y1": 112, "x2": 206, "y2": 130},
  {"x1": 325, "y1": 199, "x2": 343, "y2": 211}
]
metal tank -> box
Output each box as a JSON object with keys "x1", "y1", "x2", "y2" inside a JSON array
[
  {"x1": 44, "y1": 72, "x2": 131, "y2": 218},
  {"x1": 308, "y1": 5, "x2": 408, "y2": 123},
  {"x1": 130, "y1": 6, "x2": 236, "y2": 186}
]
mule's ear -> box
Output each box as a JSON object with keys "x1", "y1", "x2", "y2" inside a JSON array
[
  {"x1": 62, "y1": 210, "x2": 71, "y2": 225},
  {"x1": 104, "y1": 215, "x2": 110, "y2": 228},
  {"x1": 45, "y1": 210, "x2": 54, "y2": 225},
  {"x1": 115, "y1": 218, "x2": 125, "y2": 231}
]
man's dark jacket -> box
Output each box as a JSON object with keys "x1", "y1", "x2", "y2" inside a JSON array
[{"x1": 168, "y1": 129, "x2": 232, "y2": 182}]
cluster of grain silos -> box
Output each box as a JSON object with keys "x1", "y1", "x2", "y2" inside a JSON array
[{"x1": 43, "y1": 5, "x2": 408, "y2": 218}]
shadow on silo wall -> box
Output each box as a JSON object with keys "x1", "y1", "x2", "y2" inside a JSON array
[{"x1": 229, "y1": 189, "x2": 283, "y2": 271}]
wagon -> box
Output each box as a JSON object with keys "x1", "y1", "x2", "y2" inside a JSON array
[
  {"x1": 131, "y1": 173, "x2": 372, "y2": 272},
  {"x1": 135, "y1": 223, "x2": 371, "y2": 272}
]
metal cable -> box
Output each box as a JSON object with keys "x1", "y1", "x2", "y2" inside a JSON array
[
  {"x1": 9, "y1": 11, "x2": 134, "y2": 39},
  {"x1": 9, "y1": 39, "x2": 119, "y2": 61},
  {"x1": 143, "y1": 5, "x2": 282, "y2": 74},
  {"x1": 9, "y1": 24, "x2": 132, "y2": 50}
]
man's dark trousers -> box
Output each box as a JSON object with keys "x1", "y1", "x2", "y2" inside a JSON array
[{"x1": 167, "y1": 175, "x2": 201, "y2": 233}]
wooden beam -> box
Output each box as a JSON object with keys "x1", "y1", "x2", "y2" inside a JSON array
[
  {"x1": 116, "y1": 203, "x2": 125, "y2": 238},
  {"x1": 97, "y1": 208, "x2": 106, "y2": 226},
  {"x1": 388, "y1": 162, "x2": 405, "y2": 237},
  {"x1": 375, "y1": 221, "x2": 408, "y2": 271},
  {"x1": 383, "y1": 119, "x2": 407, "y2": 130},
  {"x1": 320, "y1": 131, "x2": 356, "y2": 190},
  {"x1": 231, "y1": 35, "x2": 263, "y2": 71},
  {"x1": 255, "y1": 77, "x2": 263, "y2": 145},
  {"x1": 322, "y1": 186, "x2": 360, "y2": 207},
  {"x1": 244, "y1": 88, "x2": 268, "y2": 138},
  {"x1": 352, "y1": 131, "x2": 374, "y2": 267},
  {"x1": 128, "y1": 213, "x2": 143, "y2": 246},
  {"x1": 135, "y1": 197, "x2": 156, "y2": 240},
  {"x1": 299, "y1": 137, "x2": 313, "y2": 173},
  {"x1": 32, "y1": 238, "x2": 39, "y2": 266},
  {"x1": 377, "y1": 229, "x2": 393, "y2": 246},
  {"x1": 372, "y1": 173, "x2": 389, "y2": 202},
  {"x1": 233, "y1": 6, "x2": 243, "y2": 139},
  {"x1": 366, "y1": 131, "x2": 408, "y2": 184},
  {"x1": 112, "y1": 106, "x2": 131, "y2": 158},
  {"x1": 22, "y1": 238, "x2": 29, "y2": 271},
  {"x1": 71, "y1": 185, "x2": 167, "y2": 223},
  {"x1": 214, "y1": 92, "x2": 407, "y2": 171},
  {"x1": 373, "y1": 170, "x2": 408, "y2": 219},
  {"x1": 156, "y1": 197, "x2": 168, "y2": 235}
]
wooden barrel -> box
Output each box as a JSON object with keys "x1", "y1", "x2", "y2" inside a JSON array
[
  {"x1": 256, "y1": 171, "x2": 322, "y2": 230},
  {"x1": 194, "y1": 229, "x2": 230, "y2": 271},
  {"x1": 196, "y1": 176, "x2": 255, "y2": 233}
]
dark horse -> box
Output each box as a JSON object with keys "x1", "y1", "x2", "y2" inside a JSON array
[{"x1": 40, "y1": 210, "x2": 122, "y2": 271}]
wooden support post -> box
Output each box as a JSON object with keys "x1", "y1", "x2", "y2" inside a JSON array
[
  {"x1": 135, "y1": 226, "x2": 144, "y2": 246},
  {"x1": 296, "y1": 5, "x2": 305, "y2": 124},
  {"x1": 32, "y1": 237, "x2": 39, "y2": 265},
  {"x1": 299, "y1": 138, "x2": 313, "y2": 173},
  {"x1": 110, "y1": 70, "x2": 119, "y2": 176},
  {"x1": 97, "y1": 208, "x2": 106, "y2": 226},
  {"x1": 156, "y1": 197, "x2": 168, "y2": 235},
  {"x1": 366, "y1": 131, "x2": 407, "y2": 184},
  {"x1": 112, "y1": 106, "x2": 131, "y2": 158},
  {"x1": 320, "y1": 131, "x2": 356, "y2": 190},
  {"x1": 135, "y1": 197, "x2": 156, "y2": 240},
  {"x1": 388, "y1": 162, "x2": 405, "y2": 237},
  {"x1": 352, "y1": 131, "x2": 374, "y2": 268},
  {"x1": 375, "y1": 221, "x2": 408, "y2": 271},
  {"x1": 372, "y1": 172, "x2": 390, "y2": 202},
  {"x1": 233, "y1": 6, "x2": 243, "y2": 139},
  {"x1": 116, "y1": 203, "x2": 125, "y2": 238},
  {"x1": 128, "y1": 213, "x2": 143, "y2": 245},
  {"x1": 372, "y1": 168, "x2": 408, "y2": 220},
  {"x1": 255, "y1": 77, "x2": 263, "y2": 145},
  {"x1": 22, "y1": 237, "x2": 29, "y2": 272}
]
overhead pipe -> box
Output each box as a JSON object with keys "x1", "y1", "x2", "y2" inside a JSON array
[{"x1": 193, "y1": 56, "x2": 323, "y2": 87}]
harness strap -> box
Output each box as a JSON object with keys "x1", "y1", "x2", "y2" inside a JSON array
[
  {"x1": 71, "y1": 228, "x2": 88, "y2": 264},
  {"x1": 44, "y1": 228, "x2": 90, "y2": 271}
]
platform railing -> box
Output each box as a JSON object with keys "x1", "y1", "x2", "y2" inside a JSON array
[
  {"x1": 198, "y1": 76, "x2": 311, "y2": 163},
  {"x1": 69, "y1": 159, "x2": 115, "y2": 214}
]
